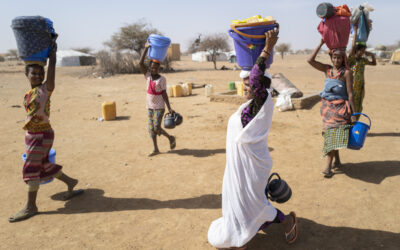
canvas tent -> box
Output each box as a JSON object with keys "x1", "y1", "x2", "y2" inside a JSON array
[
  {"x1": 390, "y1": 49, "x2": 400, "y2": 64},
  {"x1": 56, "y1": 50, "x2": 96, "y2": 67},
  {"x1": 191, "y1": 51, "x2": 229, "y2": 62}
]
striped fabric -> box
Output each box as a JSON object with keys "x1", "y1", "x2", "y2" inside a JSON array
[
  {"x1": 322, "y1": 125, "x2": 352, "y2": 156},
  {"x1": 320, "y1": 98, "x2": 351, "y2": 130},
  {"x1": 23, "y1": 129, "x2": 62, "y2": 182}
]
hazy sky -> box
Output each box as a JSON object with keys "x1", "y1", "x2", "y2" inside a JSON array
[{"x1": 1, "y1": 0, "x2": 399, "y2": 53}]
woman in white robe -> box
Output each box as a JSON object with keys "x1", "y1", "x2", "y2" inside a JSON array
[{"x1": 208, "y1": 28, "x2": 298, "y2": 249}]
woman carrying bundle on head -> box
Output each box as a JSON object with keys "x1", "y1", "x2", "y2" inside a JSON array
[
  {"x1": 307, "y1": 39, "x2": 357, "y2": 178},
  {"x1": 348, "y1": 25, "x2": 376, "y2": 120},
  {"x1": 208, "y1": 27, "x2": 297, "y2": 250},
  {"x1": 140, "y1": 42, "x2": 176, "y2": 157},
  {"x1": 9, "y1": 39, "x2": 83, "y2": 223}
]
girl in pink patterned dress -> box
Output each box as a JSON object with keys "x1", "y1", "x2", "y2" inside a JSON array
[
  {"x1": 9, "y1": 43, "x2": 83, "y2": 223},
  {"x1": 140, "y1": 42, "x2": 176, "y2": 156}
]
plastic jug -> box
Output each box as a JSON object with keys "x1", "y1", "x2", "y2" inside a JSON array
[
  {"x1": 236, "y1": 82, "x2": 244, "y2": 96},
  {"x1": 172, "y1": 85, "x2": 182, "y2": 97},
  {"x1": 205, "y1": 84, "x2": 214, "y2": 97},
  {"x1": 167, "y1": 85, "x2": 174, "y2": 97},
  {"x1": 102, "y1": 101, "x2": 116, "y2": 121},
  {"x1": 186, "y1": 83, "x2": 193, "y2": 95},
  {"x1": 228, "y1": 82, "x2": 236, "y2": 91},
  {"x1": 181, "y1": 84, "x2": 189, "y2": 96}
]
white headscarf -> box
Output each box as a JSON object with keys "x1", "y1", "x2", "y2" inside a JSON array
[{"x1": 240, "y1": 70, "x2": 272, "y2": 80}]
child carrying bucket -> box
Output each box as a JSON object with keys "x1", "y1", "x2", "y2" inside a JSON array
[
  {"x1": 140, "y1": 42, "x2": 176, "y2": 156},
  {"x1": 9, "y1": 39, "x2": 83, "y2": 223}
]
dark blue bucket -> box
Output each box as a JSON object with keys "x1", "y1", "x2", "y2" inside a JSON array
[
  {"x1": 22, "y1": 148, "x2": 56, "y2": 184},
  {"x1": 348, "y1": 113, "x2": 371, "y2": 150},
  {"x1": 228, "y1": 23, "x2": 277, "y2": 70},
  {"x1": 11, "y1": 16, "x2": 57, "y2": 62}
]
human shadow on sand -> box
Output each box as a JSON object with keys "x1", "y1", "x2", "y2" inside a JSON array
[
  {"x1": 42, "y1": 189, "x2": 221, "y2": 214},
  {"x1": 339, "y1": 161, "x2": 400, "y2": 184},
  {"x1": 248, "y1": 217, "x2": 400, "y2": 249},
  {"x1": 367, "y1": 132, "x2": 400, "y2": 137},
  {"x1": 168, "y1": 148, "x2": 226, "y2": 157}
]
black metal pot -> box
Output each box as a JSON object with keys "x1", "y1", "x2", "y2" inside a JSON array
[
  {"x1": 164, "y1": 112, "x2": 176, "y2": 129},
  {"x1": 265, "y1": 173, "x2": 292, "y2": 203},
  {"x1": 316, "y1": 2, "x2": 335, "y2": 19},
  {"x1": 173, "y1": 112, "x2": 183, "y2": 126}
]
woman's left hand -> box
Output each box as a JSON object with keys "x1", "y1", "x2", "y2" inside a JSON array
[{"x1": 265, "y1": 28, "x2": 279, "y2": 51}]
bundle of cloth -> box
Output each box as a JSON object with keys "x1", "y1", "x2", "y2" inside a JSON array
[
  {"x1": 350, "y1": 3, "x2": 374, "y2": 43},
  {"x1": 317, "y1": 4, "x2": 351, "y2": 50}
]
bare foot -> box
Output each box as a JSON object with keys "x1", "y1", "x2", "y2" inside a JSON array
[{"x1": 322, "y1": 170, "x2": 334, "y2": 178}]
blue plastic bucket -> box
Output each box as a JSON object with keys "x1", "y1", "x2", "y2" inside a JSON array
[
  {"x1": 348, "y1": 113, "x2": 371, "y2": 150},
  {"x1": 22, "y1": 148, "x2": 56, "y2": 184},
  {"x1": 228, "y1": 23, "x2": 277, "y2": 70},
  {"x1": 147, "y1": 34, "x2": 171, "y2": 62}
]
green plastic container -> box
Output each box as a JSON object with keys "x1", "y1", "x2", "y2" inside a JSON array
[{"x1": 228, "y1": 82, "x2": 236, "y2": 90}]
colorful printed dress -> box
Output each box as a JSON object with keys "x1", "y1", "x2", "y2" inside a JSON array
[
  {"x1": 320, "y1": 67, "x2": 352, "y2": 156},
  {"x1": 22, "y1": 84, "x2": 61, "y2": 182},
  {"x1": 348, "y1": 56, "x2": 372, "y2": 115}
]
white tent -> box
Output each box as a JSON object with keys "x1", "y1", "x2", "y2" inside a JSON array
[
  {"x1": 56, "y1": 50, "x2": 96, "y2": 67},
  {"x1": 191, "y1": 51, "x2": 230, "y2": 62}
]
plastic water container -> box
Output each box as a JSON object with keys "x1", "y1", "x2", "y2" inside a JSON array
[
  {"x1": 22, "y1": 149, "x2": 56, "y2": 185},
  {"x1": 236, "y1": 82, "x2": 244, "y2": 96},
  {"x1": 102, "y1": 101, "x2": 116, "y2": 121},
  {"x1": 181, "y1": 84, "x2": 189, "y2": 96},
  {"x1": 228, "y1": 82, "x2": 236, "y2": 91},
  {"x1": 11, "y1": 16, "x2": 57, "y2": 63},
  {"x1": 172, "y1": 85, "x2": 182, "y2": 97},
  {"x1": 186, "y1": 83, "x2": 193, "y2": 95},
  {"x1": 167, "y1": 85, "x2": 174, "y2": 97},
  {"x1": 147, "y1": 34, "x2": 171, "y2": 62},
  {"x1": 228, "y1": 22, "x2": 277, "y2": 70},
  {"x1": 205, "y1": 84, "x2": 214, "y2": 97},
  {"x1": 348, "y1": 113, "x2": 371, "y2": 150}
]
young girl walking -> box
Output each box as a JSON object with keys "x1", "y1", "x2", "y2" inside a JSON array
[
  {"x1": 9, "y1": 42, "x2": 83, "y2": 223},
  {"x1": 140, "y1": 42, "x2": 176, "y2": 156}
]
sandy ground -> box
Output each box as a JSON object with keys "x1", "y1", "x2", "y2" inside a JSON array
[{"x1": 0, "y1": 55, "x2": 399, "y2": 249}]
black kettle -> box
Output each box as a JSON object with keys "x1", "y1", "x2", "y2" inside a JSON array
[
  {"x1": 164, "y1": 112, "x2": 176, "y2": 129},
  {"x1": 265, "y1": 173, "x2": 292, "y2": 203},
  {"x1": 173, "y1": 112, "x2": 183, "y2": 126}
]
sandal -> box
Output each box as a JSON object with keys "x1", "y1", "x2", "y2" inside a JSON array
[
  {"x1": 285, "y1": 211, "x2": 298, "y2": 244},
  {"x1": 148, "y1": 151, "x2": 160, "y2": 157},
  {"x1": 323, "y1": 171, "x2": 334, "y2": 178},
  {"x1": 169, "y1": 136, "x2": 176, "y2": 150},
  {"x1": 9, "y1": 208, "x2": 38, "y2": 223}
]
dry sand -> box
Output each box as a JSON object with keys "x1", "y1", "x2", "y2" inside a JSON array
[{"x1": 0, "y1": 55, "x2": 399, "y2": 249}]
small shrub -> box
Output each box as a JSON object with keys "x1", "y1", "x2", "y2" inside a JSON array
[{"x1": 0, "y1": 56, "x2": 5, "y2": 62}]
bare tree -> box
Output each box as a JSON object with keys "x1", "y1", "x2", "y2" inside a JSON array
[
  {"x1": 72, "y1": 47, "x2": 93, "y2": 54},
  {"x1": 104, "y1": 20, "x2": 162, "y2": 55},
  {"x1": 198, "y1": 33, "x2": 230, "y2": 70},
  {"x1": 7, "y1": 49, "x2": 18, "y2": 59},
  {"x1": 275, "y1": 43, "x2": 291, "y2": 59},
  {"x1": 186, "y1": 34, "x2": 201, "y2": 54}
]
